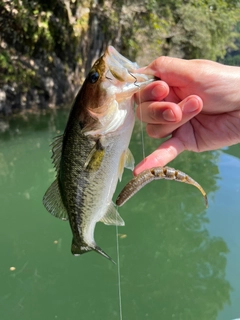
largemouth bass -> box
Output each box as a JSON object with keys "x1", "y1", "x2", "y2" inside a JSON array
[
  {"x1": 43, "y1": 46, "x2": 154, "y2": 262},
  {"x1": 43, "y1": 46, "x2": 207, "y2": 263}
]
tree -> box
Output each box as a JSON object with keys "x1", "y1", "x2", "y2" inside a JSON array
[{"x1": 0, "y1": 0, "x2": 240, "y2": 114}]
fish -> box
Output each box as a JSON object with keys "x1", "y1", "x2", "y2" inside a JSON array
[
  {"x1": 43, "y1": 46, "x2": 208, "y2": 263},
  {"x1": 43, "y1": 46, "x2": 154, "y2": 263}
]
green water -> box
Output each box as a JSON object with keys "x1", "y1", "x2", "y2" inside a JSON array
[{"x1": 0, "y1": 110, "x2": 239, "y2": 320}]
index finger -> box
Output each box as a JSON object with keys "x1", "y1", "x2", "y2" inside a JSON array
[{"x1": 134, "y1": 136, "x2": 185, "y2": 175}]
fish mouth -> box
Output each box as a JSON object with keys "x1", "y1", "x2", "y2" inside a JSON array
[{"x1": 104, "y1": 46, "x2": 154, "y2": 91}]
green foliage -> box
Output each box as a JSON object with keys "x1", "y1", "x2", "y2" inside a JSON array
[
  {"x1": 219, "y1": 21, "x2": 240, "y2": 65},
  {"x1": 129, "y1": 0, "x2": 240, "y2": 60},
  {"x1": 0, "y1": 0, "x2": 78, "y2": 62},
  {"x1": 0, "y1": 49, "x2": 37, "y2": 87},
  {"x1": 1, "y1": 0, "x2": 240, "y2": 112},
  {"x1": 97, "y1": 0, "x2": 240, "y2": 64}
]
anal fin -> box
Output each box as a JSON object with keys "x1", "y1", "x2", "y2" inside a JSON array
[{"x1": 100, "y1": 202, "x2": 125, "y2": 226}]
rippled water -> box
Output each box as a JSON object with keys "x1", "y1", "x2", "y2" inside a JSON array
[{"x1": 0, "y1": 110, "x2": 239, "y2": 320}]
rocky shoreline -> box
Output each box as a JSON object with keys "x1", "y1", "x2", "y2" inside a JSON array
[{"x1": 0, "y1": 53, "x2": 78, "y2": 116}]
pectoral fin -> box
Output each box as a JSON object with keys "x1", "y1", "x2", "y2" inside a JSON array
[
  {"x1": 124, "y1": 148, "x2": 135, "y2": 170},
  {"x1": 86, "y1": 149, "x2": 105, "y2": 171},
  {"x1": 85, "y1": 139, "x2": 105, "y2": 171},
  {"x1": 118, "y1": 148, "x2": 135, "y2": 181},
  {"x1": 43, "y1": 179, "x2": 68, "y2": 220},
  {"x1": 100, "y1": 202, "x2": 125, "y2": 226}
]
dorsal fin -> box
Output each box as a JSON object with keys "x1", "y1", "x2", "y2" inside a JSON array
[
  {"x1": 51, "y1": 135, "x2": 63, "y2": 171},
  {"x1": 100, "y1": 202, "x2": 125, "y2": 226},
  {"x1": 43, "y1": 179, "x2": 68, "y2": 220}
]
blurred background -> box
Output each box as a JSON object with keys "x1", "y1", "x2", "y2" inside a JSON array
[{"x1": 0, "y1": 1, "x2": 240, "y2": 320}]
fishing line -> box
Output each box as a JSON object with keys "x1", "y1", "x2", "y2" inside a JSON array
[
  {"x1": 115, "y1": 208, "x2": 123, "y2": 320},
  {"x1": 114, "y1": 71, "x2": 146, "y2": 320},
  {"x1": 129, "y1": 71, "x2": 146, "y2": 160},
  {"x1": 106, "y1": 69, "x2": 113, "y2": 81},
  {"x1": 138, "y1": 85, "x2": 146, "y2": 160},
  {"x1": 128, "y1": 71, "x2": 138, "y2": 87}
]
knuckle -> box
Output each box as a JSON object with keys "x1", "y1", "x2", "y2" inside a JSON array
[{"x1": 146, "y1": 124, "x2": 160, "y2": 138}]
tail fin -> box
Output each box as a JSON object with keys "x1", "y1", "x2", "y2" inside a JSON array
[
  {"x1": 94, "y1": 246, "x2": 116, "y2": 264},
  {"x1": 71, "y1": 239, "x2": 116, "y2": 264}
]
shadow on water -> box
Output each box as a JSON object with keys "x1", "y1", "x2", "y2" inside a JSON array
[{"x1": 0, "y1": 111, "x2": 232, "y2": 320}]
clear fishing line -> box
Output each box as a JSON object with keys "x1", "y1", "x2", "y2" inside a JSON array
[
  {"x1": 128, "y1": 70, "x2": 146, "y2": 159},
  {"x1": 116, "y1": 209, "x2": 123, "y2": 320},
  {"x1": 114, "y1": 71, "x2": 146, "y2": 320},
  {"x1": 138, "y1": 85, "x2": 146, "y2": 160},
  {"x1": 130, "y1": 71, "x2": 146, "y2": 160}
]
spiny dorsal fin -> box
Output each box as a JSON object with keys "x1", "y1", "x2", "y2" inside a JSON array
[
  {"x1": 43, "y1": 179, "x2": 68, "y2": 220},
  {"x1": 118, "y1": 148, "x2": 135, "y2": 181},
  {"x1": 100, "y1": 202, "x2": 125, "y2": 226},
  {"x1": 51, "y1": 135, "x2": 63, "y2": 171}
]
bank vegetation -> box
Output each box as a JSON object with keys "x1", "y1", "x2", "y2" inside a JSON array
[{"x1": 0, "y1": 0, "x2": 240, "y2": 114}]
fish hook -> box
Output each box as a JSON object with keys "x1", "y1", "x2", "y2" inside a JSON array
[
  {"x1": 128, "y1": 71, "x2": 139, "y2": 87},
  {"x1": 105, "y1": 69, "x2": 113, "y2": 81}
]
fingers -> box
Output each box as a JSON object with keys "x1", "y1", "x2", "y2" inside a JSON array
[
  {"x1": 137, "y1": 101, "x2": 183, "y2": 124},
  {"x1": 134, "y1": 137, "x2": 185, "y2": 175},
  {"x1": 145, "y1": 95, "x2": 203, "y2": 138},
  {"x1": 134, "y1": 95, "x2": 203, "y2": 175},
  {"x1": 135, "y1": 80, "x2": 169, "y2": 104},
  {"x1": 135, "y1": 81, "x2": 182, "y2": 124},
  {"x1": 136, "y1": 93, "x2": 203, "y2": 137}
]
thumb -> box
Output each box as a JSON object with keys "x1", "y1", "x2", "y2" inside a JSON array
[{"x1": 140, "y1": 56, "x2": 193, "y2": 87}]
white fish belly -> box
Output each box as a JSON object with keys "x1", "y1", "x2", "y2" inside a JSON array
[{"x1": 82, "y1": 114, "x2": 135, "y2": 246}]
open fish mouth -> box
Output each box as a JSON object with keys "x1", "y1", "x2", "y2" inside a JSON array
[{"x1": 103, "y1": 46, "x2": 154, "y2": 92}]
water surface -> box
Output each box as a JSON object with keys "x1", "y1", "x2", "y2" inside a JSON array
[{"x1": 0, "y1": 111, "x2": 239, "y2": 320}]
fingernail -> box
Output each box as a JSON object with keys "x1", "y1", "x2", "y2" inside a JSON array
[
  {"x1": 183, "y1": 98, "x2": 199, "y2": 113},
  {"x1": 162, "y1": 109, "x2": 176, "y2": 122}
]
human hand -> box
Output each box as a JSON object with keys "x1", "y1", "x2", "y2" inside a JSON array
[{"x1": 134, "y1": 57, "x2": 240, "y2": 175}]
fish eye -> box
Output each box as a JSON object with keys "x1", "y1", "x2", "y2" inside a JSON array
[{"x1": 88, "y1": 71, "x2": 99, "y2": 84}]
